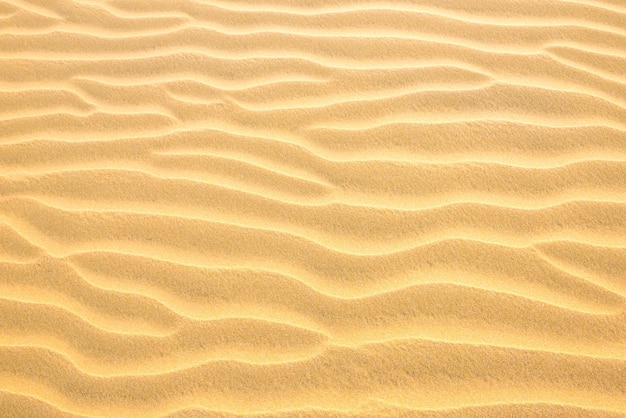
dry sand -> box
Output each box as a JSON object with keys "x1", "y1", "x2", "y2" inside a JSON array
[{"x1": 1, "y1": 0, "x2": 626, "y2": 416}]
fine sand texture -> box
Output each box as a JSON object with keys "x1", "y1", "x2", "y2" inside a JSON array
[{"x1": 1, "y1": 0, "x2": 626, "y2": 416}]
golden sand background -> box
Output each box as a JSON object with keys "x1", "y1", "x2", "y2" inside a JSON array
[{"x1": 1, "y1": 0, "x2": 626, "y2": 416}]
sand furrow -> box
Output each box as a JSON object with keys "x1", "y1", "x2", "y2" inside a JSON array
[
  {"x1": 2, "y1": 252, "x2": 624, "y2": 355},
  {"x1": 0, "y1": 48, "x2": 621, "y2": 95},
  {"x1": 3, "y1": 24, "x2": 626, "y2": 55},
  {"x1": 3, "y1": 0, "x2": 63, "y2": 18},
  {"x1": 562, "y1": 0, "x2": 626, "y2": 14},
  {"x1": 1, "y1": 196, "x2": 624, "y2": 304},
  {"x1": 2, "y1": 42, "x2": 625, "y2": 80},
  {"x1": 10, "y1": 80, "x2": 623, "y2": 137},
  {"x1": 3, "y1": 261, "x2": 624, "y2": 365},
  {"x1": 163, "y1": 404, "x2": 626, "y2": 418},
  {"x1": 534, "y1": 241, "x2": 626, "y2": 296},
  {"x1": 545, "y1": 45, "x2": 626, "y2": 81},
  {"x1": 0, "y1": 257, "x2": 183, "y2": 334},
  {"x1": 3, "y1": 156, "x2": 626, "y2": 207},
  {"x1": 5, "y1": 16, "x2": 626, "y2": 38},
  {"x1": 71, "y1": 73, "x2": 331, "y2": 90},
  {"x1": 1, "y1": 126, "x2": 625, "y2": 167},
  {"x1": 4, "y1": 249, "x2": 624, "y2": 319},
  {"x1": 0, "y1": 392, "x2": 83, "y2": 418},
  {"x1": 105, "y1": 0, "x2": 626, "y2": 20},
  {"x1": 0, "y1": 222, "x2": 42, "y2": 262},
  {"x1": 1, "y1": 326, "x2": 625, "y2": 377},
  {"x1": 65, "y1": 248, "x2": 626, "y2": 305},
  {"x1": 2, "y1": 187, "x2": 625, "y2": 253},
  {"x1": 6, "y1": 192, "x2": 626, "y2": 254},
  {"x1": 5, "y1": 390, "x2": 626, "y2": 418},
  {"x1": 1, "y1": 343, "x2": 625, "y2": 416},
  {"x1": 39, "y1": 239, "x2": 626, "y2": 312},
  {"x1": 0, "y1": 299, "x2": 329, "y2": 375},
  {"x1": 165, "y1": 406, "x2": 626, "y2": 418},
  {"x1": 3, "y1": 0, "x2": 183, "y2": 31},
  {"x1": 64, "y1": 243, "x2": 626, "y2": 312}
]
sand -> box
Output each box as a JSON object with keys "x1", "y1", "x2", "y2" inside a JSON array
[{"x1": 1, "y1": 0, "x2": 625, "y2": 416}]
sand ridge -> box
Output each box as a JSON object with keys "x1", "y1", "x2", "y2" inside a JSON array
[{"x1": 1, "y1": 0, "x2": 625, "y2": 416}]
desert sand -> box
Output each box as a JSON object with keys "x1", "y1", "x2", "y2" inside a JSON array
[{"x1": 1, "y1": 0, "x2": 626, "y2": 416}]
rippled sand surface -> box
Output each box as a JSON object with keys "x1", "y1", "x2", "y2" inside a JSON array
[{"x1": 1, "y1": 0, "x2": 625, "y2": 416}]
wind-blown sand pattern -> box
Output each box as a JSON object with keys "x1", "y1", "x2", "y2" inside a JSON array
[{"x1": 1, "y1": 0, "x2": 626, "y2": 416}]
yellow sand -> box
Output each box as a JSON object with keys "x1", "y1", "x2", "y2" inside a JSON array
[{"x1": 1, "y1": 0, "x2": 625, "y2": 416}]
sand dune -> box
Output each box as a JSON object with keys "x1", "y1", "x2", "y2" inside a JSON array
[{"x1": 1, "y1": 0, "x2": 625, "y2": 416}]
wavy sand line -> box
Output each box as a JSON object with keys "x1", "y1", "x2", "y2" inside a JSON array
[
  {"x1": 102, "y1": 0, "x2": 626, "y2": 17},
  {"x1": 4, "y1": 216, "x2": 626, "y2": 313},
  {"x1": 1, "y1": 343, "x2": 625, "y2": 416},
  {"x1": 2, "y1": 211, "x2": 624, "y2": 322},
  {"x1": 4, "y1": 389, "x2": 626, "y2": 418},
  {"x1": 2, "y1": 327, "x2": 625, "y2": 378},
  {"x1": 1, "y1": 282, "x2": 624, "y2": 376},
  {"x1": 2, "y1": 126, "x2": 625, "y2": 167},
  {"x1": 1, "y1": 76, "x2": 623, "y2": 129},
  {"x1": 5, "y1": 14, "x2": 626, "y2": 38},
  {"x1": 164, "y1": 403, "x2": 626, "y2": 418},
  {"x1": 4, "y1": 251, "x2": 624, "y2": 329},
  {"x1": 8, "y1": 192, "x2": 626, "y2": 254},
  {"x1": 4, "y1": 25, "x2": 625, "y2": 56},
  {"x1": 3, "y1": 162, "x2": 626, "y2": 211},
  {"x1": 1, "y1": 46, "x2": 621, "y2": 82},
  {"x1": 61, "y1": 251, "x2": 626, "y2": 306},
  {"x1": 2, "y1": 45, "x2": 623, "y2": 78},
  {"x1": 2, "y1": 194, "x2": 625, "y2": 255},
  {"x1": 78, "y1": 0, "x2": 626, "y2": 24}
]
